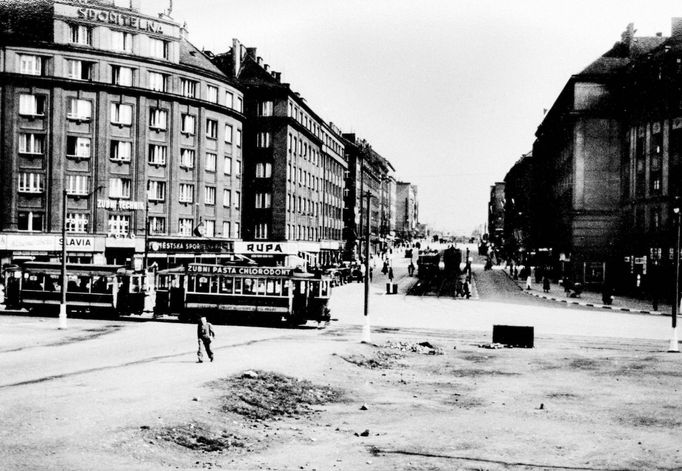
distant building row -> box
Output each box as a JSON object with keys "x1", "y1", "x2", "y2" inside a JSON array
[
  {"x1": 490, "y1": 19, "x2": 682, "y2": 296},
  {"x1": 0, "y1": 0, "x2": 419, "y2": 270}
]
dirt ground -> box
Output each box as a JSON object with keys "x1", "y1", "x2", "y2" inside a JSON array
[{"x1": 99, "y1": 328, "x2": 682, "y2": 471}]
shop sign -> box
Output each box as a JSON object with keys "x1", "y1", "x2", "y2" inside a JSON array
[
  {"x1": 60, "y1": 236, "x2": 95, "y2": 252},
  {"x1": 188, "y1": 264, "x2": 293, "y2": 277},
  {"x1": 148, "y1": 238, "x2": 233, "y2": 254},
  {"x1": 97, "y1": 199, "x2": 145, "y2": 211},
  {"x1": 76, "y1": 6, "x2": 165, "y2": 34},
  {"x1": 1, "y1": 234, "x2": 96, "y2": 252}
]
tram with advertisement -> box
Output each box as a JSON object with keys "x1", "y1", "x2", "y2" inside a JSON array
[
  {"x1": 4, "y1": 262, "x2": 146, "y2": 316},
  {"x1": 153, "y1": 263, "x2": 332, "y2": 325}
]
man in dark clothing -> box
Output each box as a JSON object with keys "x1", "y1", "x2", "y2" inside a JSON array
[{"x1": 196, "y1": 316, "x2": 215, "y2": 363}]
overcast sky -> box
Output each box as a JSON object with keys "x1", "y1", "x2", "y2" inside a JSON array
[{"x1": 141, "y1": 0, "x2": 681, "y2": 235}]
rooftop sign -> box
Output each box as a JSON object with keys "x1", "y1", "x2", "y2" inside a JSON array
[{"x1": 76, "y1": 7, "x2": 165, "y2": 34}]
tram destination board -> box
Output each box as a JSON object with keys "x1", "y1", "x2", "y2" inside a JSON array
[{"x1": 187, "y1": 264, "x2": 294, "y2": 277}]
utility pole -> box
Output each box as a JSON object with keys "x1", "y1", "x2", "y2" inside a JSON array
[
  {"x1": 670, "y1": 204, "x2": 680, "y2": 352},
  {"x1": 59, "y1": 189, "x2": 68, "y2": 329},
  {"x1": 363, "y1": 190, "x2": 371, "y2": 343}
]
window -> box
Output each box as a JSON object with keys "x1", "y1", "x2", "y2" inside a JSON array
[
  {"x1": 233, "y1": 222, "x2": 240, "y2": 238},
  {"x1": 204, "y1": 220, "x2": 215, "y2": 237},
  {"x1": 149, "y1": 108, "x2": 168, "y2": 130},
  {"x1": 66, "y1": 59, "x2": 92, "y2": 80},
  {"x1": 256, "y1": 132, "x2": 271, "y2": 148},
  {"x1": 205, "y1": 153, "x2": 217, "y2": 172},
  {"x1": 255, "y1": 192, "x2": 271, "y2": 209},
  {"x1": 181, "y1": 79, "x2": 197, "y2": 98},
  {"x1": 112, "y1": 65, "x2": 133, "y2": 86},
  {"x1": 110, "y1": 103, "x2": 133, "y2": 125},
  {"x1": 179, "y1": 183, "x2": 194, "y2": 203},
  {"x1": 257, "y1": 101, "x2": 273, "y2": 116},
  {"x1": 19, "y1": 94, "x2": 46, "y2": 116},
  {"x1": 67, "y1": 98, "x2": 92, "y2": 120},
  {"x1": 148, "y1": 145, "x2": 167, "y2": 166},
  {"x1": 222, "y1": 221, "x2": 231, "y2": 238},
  {"x1": 19, "y1": 133, "x2": 45, "y2": 154},
  {"x1": 206, "y1": 119, "x2": 218, "y2": 139},
  {"x1": 111, "y1": 30, "x2": 133, "y2": 52},
  {"x1": 222, "y1": 189, "x2": 231, "y2": 206},
  {"x1": 178, "y1": 218, "x2": 193, "y2": 236},
  {"x1": 225, "y1": 91, "x2": 234, "y2": 108},
  {"x1": 19, "y1": 55, "x2": 44, "y2": 76},
  {"x1": 108, "y1": 215, "x2": 130, "y2": 235},
  {"x1": 254, "y1": 223, "x2": 268, "y2": 240},
  {"x1": 149, "y1": 216, "x2": 166, "y2": 235},
  {"x1": 149, "y1": 38, "x2": 168, "y2": 59},
  {"x1": 224, "y1": 156, "x2": 232, "y2": 175},
  {"x1": 109, "y1": 178, "x2": 131, "y2": 199},
  {"x1": 180, "y1": 149, "x2": 195, "y2": 168},
  {"x1": 18, "y1": 211, "x2": 43, "y2": 231},
  {"x1": 181, "y1": 114, "x2": 196, "y2": 134},
  {"x1": 66, "y1": 213, "x2": 88, "y2": 233},
  {"x1": 111, "y1": 140, "x2": 132, "y2": 162},
  {"x1": 236, "y1": 129, "x2": 242, "y2": 147},
  {"x1": 69, "y1": 24, "x2": 91, "y2": 45},
  {"x1": 148, "y1": 71, "x2": 167, "y2": 92},
  {"x1": 205, "y1": 186, "x2": 216, "y2": 205},
  {"x1": 66, "y1": 174, "x2": 89, "y2": 196},
  {"x1": 255, "y1": 162, "x2": 272, "y2": 178},
  {"x1": 18, "y1": 173, "x2": 44, "y2": 193},
  {"x1": 235, "y1": 191, "x2": 241, "y2": 209},
  {"x1": 147, "y1": 180, "x2": 166, "y2": 201},
  {"x1": 236, "y1": 96, "x2": 243, "y2": 112},
  {"x1": 235, "y1": 160, "x2": 242, "y2": 176},
  {"x1": 66, "y1": 136, "x2": 91, "y2": 158},
  {"x1": 225, "y1": 124, "x2": 233, "y2": 143},
  {"x1": 207, "y1": 85, "x2": 218, "y2": 103}
]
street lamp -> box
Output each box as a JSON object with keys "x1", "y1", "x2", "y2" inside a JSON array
[
  {"x1": 59, "y1": 185, "x2": 103, "y2": 329},
  {"x1": 670, "y1": 203, "x2": 680, "y2": 352},
  {"x1": 363, "y1": 190, "x2": 372, "y2": 343}
]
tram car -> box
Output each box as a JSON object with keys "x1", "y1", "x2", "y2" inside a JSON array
[
  {"x1": 442, "y1": 247, "x2": 462, "y2": 277},
  {"x1": 5, "y1": 262, "x2": 146, "y2": 316},
  {"x1": 153, "y1": 263, "x2": 332, "y2": 325},
  {"x1": 417, "y1": 252, "x2": 441, "y2": 279}
]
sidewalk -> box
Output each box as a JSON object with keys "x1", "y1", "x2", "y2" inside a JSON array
[{"x1": 506, "y1": 269, "x2": 674, "y2": 316}]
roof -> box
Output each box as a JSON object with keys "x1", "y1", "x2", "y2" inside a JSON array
[{"x1": 179, "y1": 38, "x2": 230, "y2": 80}]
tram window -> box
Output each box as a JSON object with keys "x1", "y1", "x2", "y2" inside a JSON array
[
  {"x1": 44, "y1": 275, "x2": 58, "y2": 292},
  {"x1": 197, "y1": 276, "x2": 210, "y2": 293},
  {"x1": 266, "y1": 279, "x2": 276, "y2": 295},
  {"x1": 243, "y1": 278, "x2": 255, "y2": 295},
  {"x1": 220, "y1": 276, "x2": 234, "y2": 294},
  {"x1": 157, "y1": 275, "x2": 169, "y2": 290},
  {"x1": 282, "y1": 281, "x2": 289, "y2": 297},
  {"x1": 256, "y1": 278, "x2": 266, "y2": 295},
  {"x1": 321, "y1": 281, "x2": 329, "y2": 297},
  {"x1": 131, "y1": 276, "x2": 143, "y2": 293},
  {"x1": 24, "y1": 274, "x2": 41, "y2": 291},
  {"x1": 234, "y1": 278, "x2": 242, "y2": 294},
  {"x1": 187, "y1": 276, "x2": 196, "y2": 292},
  {"x1": 92, "y1": 276, "x2": 108, "y2": 294},
  {"x1": 311, "y1": 281, "x2": 320, "y2": 295}
]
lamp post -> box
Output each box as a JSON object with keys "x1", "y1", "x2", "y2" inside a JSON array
[
  {"x1": 362, "y1": 190, "x2": 372, "y2": 343},
  {"x1": 670, "y1": 204, "x2": 680, "y2": 352},
  {"x1": 59, "y1": 185, "x2": 103, "y2": 329}
]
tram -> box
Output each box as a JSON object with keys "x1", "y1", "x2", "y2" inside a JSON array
[
  {"x1": 153, "y1": 263, "x2": 332, "y2": 325},
  {"x1": 5, "y1": 262, "x2": 146, "y2": 316}
]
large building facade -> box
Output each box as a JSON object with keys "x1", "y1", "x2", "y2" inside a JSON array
[
  {"x1": 212, "y1": 41, "x2": 347, "y2": 266},
  {"x1": 0, "y1": 0, "x2": 245, "y2": 268}
]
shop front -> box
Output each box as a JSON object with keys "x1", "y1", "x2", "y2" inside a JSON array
[
  {"x1": 234, "y1": 241, "x2": 320, "y2": 269},
  {"x1": 0, "y1": 233, "x2": 106, "y2": 266}
]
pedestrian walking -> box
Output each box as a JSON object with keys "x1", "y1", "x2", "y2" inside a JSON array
[
  {"x1": 464, "y1": 277, "x2": 471, "y2": 299},
  {"x1": 542, "y1": 275, "x2": 550, "y2": 293},
  {"x1": 388, "y1": 267, "x2": 394, "y2": 282},
  {"x1": 407, "y1": 261, "x2": 415, "y2": 277},
  {"x1": 601, "y1": 283, "x2": 613, "y2": 306},
  {"x1": 196, "y1": 316, "x2": 215, "y2": 363},
  {"x1": 381, "y1": 261, "x2": 388, "y2": 275},
  {"x1": 525, "y1": 271, "x2": 532, "y2": 290}
]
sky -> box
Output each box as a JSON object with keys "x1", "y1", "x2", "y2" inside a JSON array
[{"x1": 138, "y1": 0, "x2": 681, "y2": 235}]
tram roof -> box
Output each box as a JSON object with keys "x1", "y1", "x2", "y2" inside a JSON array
[{"x1": 21, "y1": 262, "x2": 126, "y2": 276}]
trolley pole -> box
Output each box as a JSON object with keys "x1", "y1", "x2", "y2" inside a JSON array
[
  {"x1": 143, "y1": 200, "x2": 149, "y2": 272},
  {"x1": 59, "y1": 189, "x2": 68, "y2": 329},
  {"x1": 363, "y1": 191, "x2": 371, "y2": 342}
]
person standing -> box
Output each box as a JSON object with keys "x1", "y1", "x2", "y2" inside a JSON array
[
  {"x1": 388, "y1": 267, "x2": 394, "y2": 283},
  {"x1": 525, "y1": 269, "x2": 532, "y2": 290},
  {"x1": 196, "y1": 316, "x2": 215, "y2": 363},
  {"x1": 542, "y1": 275, "x2": 550, "y2": 293}
]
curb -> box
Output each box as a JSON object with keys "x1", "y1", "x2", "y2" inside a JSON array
[{"x1": 499, "y1": 268, "x2": 671, "y2": 317}]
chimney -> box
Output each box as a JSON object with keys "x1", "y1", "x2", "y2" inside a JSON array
[
  {"x1": 180, "y1": 22, "x2": 188, "y2": 39},
  {"x1": 264, "y1": 64, "x2": 270, "y2": 72},
  {"x1": 273, "y1": 72, "x2": 281, "y2": 82},
  {"x1": 232, "y1": 38, "x2": 241, "y2": 77},
  {"x1": 246, "y1": 47, "x2": 257, "y2": 60},
  {"x1": 672, "y1": 18, "x2": 682, "y2": 38},
  {"x1": 656, "y1": 32, "x2": 663, "y2": 37},
  {"x1": 257, "y1": 56, "x2": 263, "y2": 67}
]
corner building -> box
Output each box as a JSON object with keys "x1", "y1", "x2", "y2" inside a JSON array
[
  {"x1": 213, "y1": 41, "x2": 347, "y2": 267},
  {"x1": 0, "y1": 0, "x2": 244, "y2": 267}
]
